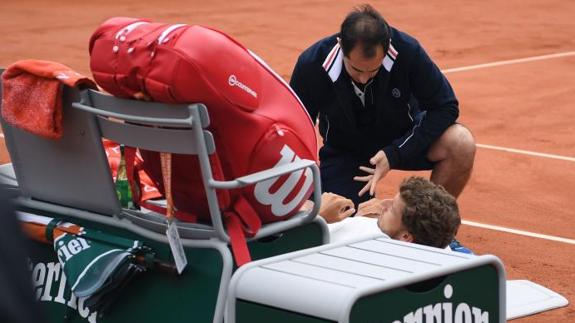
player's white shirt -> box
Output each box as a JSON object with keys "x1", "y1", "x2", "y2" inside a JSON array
[
  {"x1": 327, "y1": 216, "x2": 386, "y2": 244},
  {"x1": 327, "y1": 216, "x2": 452, "y2": 251}
]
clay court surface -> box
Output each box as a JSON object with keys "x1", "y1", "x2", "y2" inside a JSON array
[{"x1": 1, "y1": 0, "x2": 574, "y2": 321}]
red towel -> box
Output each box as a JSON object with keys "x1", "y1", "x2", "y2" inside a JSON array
[{"x1": 1, "y1": 60, "x2": 96, "y2": 139}]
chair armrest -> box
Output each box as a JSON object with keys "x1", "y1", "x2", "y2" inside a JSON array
[
  {"x1": 209, "y1": 159, "x2": 316, "y2": 189},
  {"x1": 208, "y1": 159, "x2": 322, "y2": 241}
]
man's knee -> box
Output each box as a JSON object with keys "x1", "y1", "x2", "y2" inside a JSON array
[
  {"x1": 428, "y1": 124, "x2": 476, "y2": 162},
  {"x1": 448, "y1": 124, "x2": 476, "y2": 157}
]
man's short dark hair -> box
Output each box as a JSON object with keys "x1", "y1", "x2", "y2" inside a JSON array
[
  {"x1": 399, "y1": 177, "x2": 461, "y2": 248},
  {"x1": 340, "y1": 4, "x2": 390, "y2": 58}
]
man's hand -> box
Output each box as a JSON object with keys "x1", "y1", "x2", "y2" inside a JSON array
[
  {"x1": 356, "y1": 198, "x2": 393, "y2": 218},
  {"x1": 354, "y1": 150, "x2": 390, "y2": 197},
  {"x1": 356, "y1": 198, "x2": 383, "y2": 218},
  {"x1": 318, "y1": 192, "x2": 355, "y2": 224}
]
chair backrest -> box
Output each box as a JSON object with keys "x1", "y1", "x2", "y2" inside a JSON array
[
  {"x1": 79, "y1": 88, "x2": 213, "y2": 154},
  {"x1": 72, "y1": 89, "x2": 230, "y2": 236},
  {"x1": 0, "y1": 75, "x2": 121, "y2": 216}
]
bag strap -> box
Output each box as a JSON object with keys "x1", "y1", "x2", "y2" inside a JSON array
[
  {"x1": 225, "y1": 195, "x2": 262, "y2": 267},
  {"x1": 159, "y1": 152, "x2": 174, "y2": 220},
  {"x1": 233, "y1": 195, "x2": 262, "y2": 237},
  {"x1": 124, "y1": 147, "x2": 197, "y2": 222},
  {"x1": 139, "y1": 200, "x2": 197, "y2": 223},
  {"x1": 225, "y1": 214, "x2": 250, "y2": 266}
]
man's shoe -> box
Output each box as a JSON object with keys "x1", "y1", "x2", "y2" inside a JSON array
[{"x1": 449, "y1": 238, "x2": 474, "y2": 254}]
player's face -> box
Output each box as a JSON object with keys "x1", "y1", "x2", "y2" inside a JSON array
[
  {"x1": 377, "y1": 193, "x2": 410, "y2": 241},
  {"x1": 342, "y1": 44, "x2": 385, "y2": 85}
]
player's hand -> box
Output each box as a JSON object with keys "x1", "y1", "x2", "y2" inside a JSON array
[
  {"x1": 318, "y1": 192, "x2": 355, "y2": 224},
  {"x1": 356, "y1": 198, "x2": 383, "y2": 218},
  {"x1": 354, "y1": 150, "x2": 390, "y2": 197},
  {"x1": 356, "y1": 198, "x2": 393, "y2": 218}
]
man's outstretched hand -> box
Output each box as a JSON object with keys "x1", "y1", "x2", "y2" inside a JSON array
[
  {"x1": 354, "y1": 150, "x2": 390, "y2": 197},
  {"x1": 318, "y1": 192, "x2": 356, "y2": 224}
]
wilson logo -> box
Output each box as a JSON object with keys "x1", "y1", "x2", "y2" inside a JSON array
[
  {"x1": 228, "y1": 74, "x2": 258, "y2": 98},
  {"x1": 254, "y1": 145, "x2": 313, "y2": 216},
  {"x1": 392, "y1": 284, "x2": 489, "y2": 323}
]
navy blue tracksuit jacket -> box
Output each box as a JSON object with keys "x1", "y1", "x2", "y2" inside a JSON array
[{"x1": 290, "y1": 27, "x2": 459, "y2": 203}]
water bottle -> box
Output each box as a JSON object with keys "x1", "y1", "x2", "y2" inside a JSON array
[{"x1": 116, "y1": 144, "x2": 135, "y2": 209}]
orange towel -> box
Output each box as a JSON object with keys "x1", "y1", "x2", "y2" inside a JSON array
[{"x1": 1, "y1": 60, "x2": 96, "y2": 139}]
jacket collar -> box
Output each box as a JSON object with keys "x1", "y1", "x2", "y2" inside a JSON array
[{"x1": 322, "y1": 41, "x2": 398, "y2": 83}]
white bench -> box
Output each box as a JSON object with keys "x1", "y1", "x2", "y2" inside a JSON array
[{"x1": 227, "y1": 236, "x2": 506, "y2": 323}]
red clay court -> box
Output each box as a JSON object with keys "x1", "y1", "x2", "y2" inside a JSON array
[{"x1": 1, "y1": 1, "x2": 574, "y2": 321}]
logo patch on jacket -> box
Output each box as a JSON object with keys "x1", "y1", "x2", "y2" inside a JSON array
[{"x1": 392, "y1": 88, "x2": 401, "y2": 98}]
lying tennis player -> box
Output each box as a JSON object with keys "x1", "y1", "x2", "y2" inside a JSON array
[{"x1": 304, "y1": 176, "x2": 460, "y2": 248}]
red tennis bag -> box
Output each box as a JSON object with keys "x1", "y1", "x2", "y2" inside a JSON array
[{"x1": 89, "y1": 17, "x2": 317, "y2": 265}]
